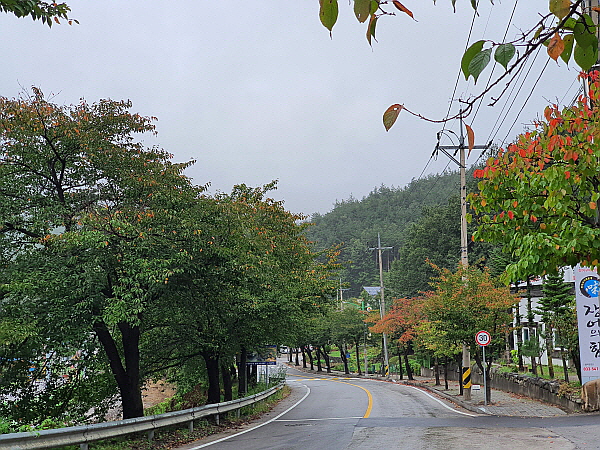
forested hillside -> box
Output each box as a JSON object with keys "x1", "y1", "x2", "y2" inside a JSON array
[{"x1": 306, "y1": 170, "x2": 492, "y2": 297}]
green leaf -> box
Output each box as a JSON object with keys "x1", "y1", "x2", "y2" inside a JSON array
[
  {"x1": 574, "y1": 42, "x2": 598, "y2": 72},
  {"x1": 369, "y1": 0, "x2": 379, "y2": 14},
  {"x1": 562, "y1": 17, "x2": 577, "y2": 30},
  {"x1": 319, "y1": 0, "x2": 338, "y2": 34},
  {"x1": 468, "y1": 48, "x2": 492, "y2": 84},
  {"x1": 461, "y1": 40, "x2": 485, "y2": 80},
  {"x1": 534, "y1": 26, "x2": 544, "y2": 39},
  {"x1": 549, "y1": 0, "x2": 571, "y2": 20},
  {"x1": 560, "y1": 34, "x2": 574, "y2": 64},
  {"x1": 366, "y1": 13, "x2": 377, "y2": 46},
  {"x1": 574, "y1": 15, "x2": 597, "y2": 48},
  {"x1": 354, "y1": 0, "x2": 370, "y2": 23},
  {"x1": 494, "y1": 43, "x2": 515, "y2": 70}
]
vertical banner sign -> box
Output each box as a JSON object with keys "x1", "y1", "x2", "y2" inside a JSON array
[{"x1": 575, "y1": 264, "x2": 600, "y2": 384}]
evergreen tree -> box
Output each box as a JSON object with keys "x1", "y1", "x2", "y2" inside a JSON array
[{"x1": 538, "y1": 271, "x2": 576, "y2": 382}]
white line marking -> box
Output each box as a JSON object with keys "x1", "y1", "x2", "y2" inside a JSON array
[
  {"x1": 187, "y1": 384, "x2": 311, "y2": 449},
  {"x1": 276, "y1": 417, "x2": 363, "y2": 422},
  {"x1": 404, "y1": 385, "x2": 479, "y2": 417}
]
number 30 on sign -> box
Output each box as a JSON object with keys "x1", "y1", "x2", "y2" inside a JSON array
[{"x1": 475, "y1": 330, "x2": 491, "y2": 346}]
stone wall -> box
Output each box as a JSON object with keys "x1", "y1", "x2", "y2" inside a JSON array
[{"x1": 421, "y1": 365, "x2": 583, "y2": 412}]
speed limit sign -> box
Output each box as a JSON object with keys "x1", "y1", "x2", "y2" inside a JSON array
[{"x1": 475, "y1": 330, "x2": 491, "y2": 346}]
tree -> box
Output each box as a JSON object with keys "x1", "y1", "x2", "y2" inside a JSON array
[
  {"x1": 320, "y1": 1, "x2": 594, "y2": 129},
  {"x1": 539, "y1": 271, "x2": 577, "y2": 381},
  {"x1": 386, "y1": 195, "x2": 493, "y2": 299},
  {"x1": 371, "y1": 296, "x2": 423, "y2": 380},
  {"x1": 421, "y1": 263, "x2": 517, "y2": 401},
  {"x1": 0, "y1": 0, "x2": 75, "y2": 26},
  {"x1": 329, "y1": 308, "x2": 367, "y2": 375},
  {"x1": 470, "y1": 73, "x2": 600, "y2": 282},
  {"x1": 0, "y1": 89, "x2": 202, "y2": 420}
]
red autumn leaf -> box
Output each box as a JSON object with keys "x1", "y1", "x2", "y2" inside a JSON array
[
  {"x1": 508, "y1": 211, "x2": 515, "y2": 219},
  {"x1": 465, "y1": 124, "x2": 475, "y2": 157},
  {"x1": 392, "y1": 1, "x2": 415, "y2": 20},
  {"x1": 547, "y1": 32, "x2": 564, "y2": 62},
  {"x1": 565, "y1": 171, "x2": 571, "y2": 179},
  {"x1": 383, "y1": 104, "x2": 403, "y2": 131}
]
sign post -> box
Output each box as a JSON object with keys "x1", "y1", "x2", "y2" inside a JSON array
[{"x1": 475, "y1": 330, "x2": 491, "y2": 406}]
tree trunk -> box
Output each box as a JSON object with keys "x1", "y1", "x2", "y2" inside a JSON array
[
  {"x1": 288, "y1": 350, "x2": 293, "y2": 363},
  {"x1": 322, "y1": 347, "x2": 332, "y2": 373},
  {"x1": 403, "y1": 348, "x2": 413, "y2": 380},
  {"x1": 546, "y1": 330, "x2": 555, "y2": 379},
  {"x1": 201, "y1": 351, "x2": 220, "y2": 404},
  {"x1": 443, "y1": 357, "x2": 449, "y2": 390},
  {"x1": 221, "y1": 360, "x2": 233, "y2": 402},
  {"x1": 434, "y1": 356, "x2": 440, "y2": 386},
  {"x1": 339, "y1": 343, "x2": 350, "y2": 375},
  {"x1": 305, "y1": 346, "x2": 314, "y2": 371},
  {"x1": 238, "y1": 347, "x2": 247, "y2": 397},
  {"x1": 570, "y1": 346, "x2": 582, "y2": 384},
  {"x1": 93, "y1": 320, "x2": 144, "y2": 419},
  {"x1": 397, "y1": 345, "x2": 404, "y2": 380},
  {"x1": 249, "y1": 364, "x2": 257, "y2": 387},
  {"x1": 558, "y1": 346, "x2": 569, "y2": 382},
  {"x1": 515, "y1": 311, "x2": 525, "y2": 371},
  {"x1": 315, "y1": 346, "x2": 322, "y2": 372},
  {"x1": 355, "y1": 339, "x2": 362, "y2": 375},
  {"x1": 295, "y1": 348, "x2": 300, "y2": 366}
]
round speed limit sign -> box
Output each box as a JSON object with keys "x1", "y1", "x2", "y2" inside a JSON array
[{"x1": 475, "y1": 330, "x2": 491, "y2": 347}]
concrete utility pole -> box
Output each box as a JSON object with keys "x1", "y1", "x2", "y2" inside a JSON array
[
  {"x1": 435, "y1": 116, "x2": 489, "y2": 401},
  {"x1": 370, "y1": 233, "x2": 393, "y2": 377},
  {"x1": 338, "y1": 278, "x2": 350, "y2": 310}
]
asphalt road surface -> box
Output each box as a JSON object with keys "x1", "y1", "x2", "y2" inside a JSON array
[{"x1": 179, "y1": 366, "x2": 600, "y2": 450}]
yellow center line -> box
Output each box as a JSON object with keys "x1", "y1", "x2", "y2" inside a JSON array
[
  {"x1": 288, "y1": 373, "x2": 373, "y2": 418},
  {"x1": 330, "y1": 380, "x2": 373, "y2": 418}
]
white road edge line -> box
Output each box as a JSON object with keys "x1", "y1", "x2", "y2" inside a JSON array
[
  {"x1": 187, "y1": 383, "x2": 311, "y2": 449},
  {"x1": 404, "y1": 385, "x2": 478, "y2": 417}
]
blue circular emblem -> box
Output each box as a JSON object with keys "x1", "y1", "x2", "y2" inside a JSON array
[{"x1": 580, "y1": 276, "x2": 600, "y2": 298}]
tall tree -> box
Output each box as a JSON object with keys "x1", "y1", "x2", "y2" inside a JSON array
[
  {"x1": 421, "y1": 264, "x2": 517, "y2": 401},
  {"x1": 0, "y1": 90, "x2": 200, "y2": 420}
]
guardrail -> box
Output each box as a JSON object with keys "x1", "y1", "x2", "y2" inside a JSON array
[{"x1": 0, "y1": 382, "x2": 284, "y2": 450}]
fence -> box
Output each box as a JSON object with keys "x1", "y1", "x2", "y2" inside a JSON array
[{"x1": 0, "y1": 382, "x2": 284, "y2": 450}]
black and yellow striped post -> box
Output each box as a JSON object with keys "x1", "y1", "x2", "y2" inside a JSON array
[{"x1": 462, "y1": 366, "x2": 471, "y2": 390}]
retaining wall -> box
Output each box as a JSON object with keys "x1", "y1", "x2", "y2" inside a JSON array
[{"x1": 421, "y1": 365, "x2": 583, "y2": 412}]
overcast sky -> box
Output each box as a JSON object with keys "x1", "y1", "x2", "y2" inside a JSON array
[{"x1": 1, "y1": 1, "x2": 581, "y2": 217}]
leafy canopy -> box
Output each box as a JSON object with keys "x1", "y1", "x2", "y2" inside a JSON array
[
  {"x1": 470, "y1": 73, "x2": 600, "y2": 281},
  {"x1": 0, "y1": 0, "x2": 76, "y2": 26}
]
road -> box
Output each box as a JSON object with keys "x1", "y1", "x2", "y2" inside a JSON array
[{"x1": 179, "y1": 365, "x2": 600, "y2": 450}]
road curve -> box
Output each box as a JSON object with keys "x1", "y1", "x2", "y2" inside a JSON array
[{"x1": 178, "y1": 365, "x2": 600, "y2": 450}]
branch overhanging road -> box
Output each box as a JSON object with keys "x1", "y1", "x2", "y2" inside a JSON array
[{"x1": 178, "y1": 364, "x2": 600, "y2": 450}]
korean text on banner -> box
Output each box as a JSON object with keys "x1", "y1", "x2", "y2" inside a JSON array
[{"x1": 575, "y1": 264, "x2": 600, "y2": 384}]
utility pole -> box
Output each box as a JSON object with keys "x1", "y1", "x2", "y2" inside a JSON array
[
  {"x1": 338, "y1": 278, "x2": 350, "y2": 310},
  {"x1": 435, "y1": 115, "x2": 489, "y2": 401},
  {"x1": 370, "y1": 233, "x2": 393, "y2": 377}
]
